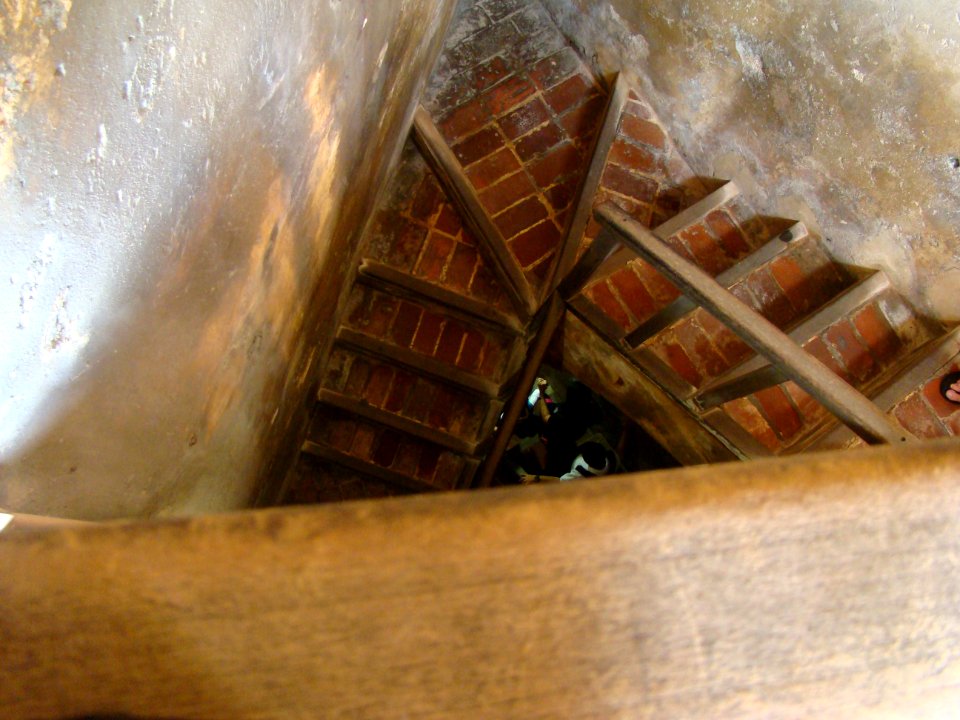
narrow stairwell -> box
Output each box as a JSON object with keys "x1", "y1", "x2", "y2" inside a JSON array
[{"x1": 285, "y1": 0, "x2": 960, "y2": 503}]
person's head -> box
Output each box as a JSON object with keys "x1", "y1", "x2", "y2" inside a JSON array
[{"x1": 579, "y1": 442, "x2": 608, "y2": 472}]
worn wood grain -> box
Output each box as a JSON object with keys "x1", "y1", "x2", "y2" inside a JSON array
[{"x1": 4, "y1": 441, "x2": 960, "y2": 718}]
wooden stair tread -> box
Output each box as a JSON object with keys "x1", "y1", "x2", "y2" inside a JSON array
[{"x1": 301, "y1": 440, "x2": 446, "y2": 493}]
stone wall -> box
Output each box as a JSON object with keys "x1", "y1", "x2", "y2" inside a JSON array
[{"x1": 0, "y1": 0, "x2": 455, "y2": 519}]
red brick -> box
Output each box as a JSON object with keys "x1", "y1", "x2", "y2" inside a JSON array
[
  {"x1": 416, "y1": 445, "x2": 442, "y2": 481},
  {"x1": 412, "y1": 310, "x2": 444, "y2": 355},
  {"x1": 724, "y1": 397, "x2": 781, "y2": 452},
  {"x1": 514, "y1": 122, "x2": 565, "y2": 161},
  {"x1": 675, "y1": 316, "x2": 730, "y2": 379},
  {"x1": 326, "y1": 416, "x2": 357, "y2": 449},
  {"x1": 601, "y1": 164, "x2": 657, "y2": 203},
  {"x1": 404, "y1": 378, "x2": 438, "y2": 423},
  {"x1": 393, "y1": 442, "x2": 421, "y2": 476},
  {"x1": 439, "y1": 98, "x2": 488, "y2": 142},
  {"x1": 390, "y1": 301, "x2": 423, "y2": 348},
  {"x1": 802, "y1": 335, "x2": 851, "y2": 382},
  {"x1": 459, "y1": 227, "x2": 478, "y2": 248},
  {"x1": 498, "y1": 98, "x2": 551, "y2": 140},
  {"x1": 824, "y1": 319, "x2": 876, "y2": 383},
  {"x1": 586, "y1": 280, "x2": 632, "y2": 330},
  {"x1": 510, "y1": 219, "x2": 562, "y2": 267},
  {"x1": 414, "y1": 232, "x2": 455, "y2": 282},
  {"x1": 347, "y1": 291, "x2": 396, "y2": 336},
  {"x1": 633, "y1": 260, "x2": 679, "y2": 306},
  {"x1": 445, "y1": 243, "x2": 478, "y2": 291},
  {"x1": 472, "y1": 56, "x2": 510, "y2": 93},
  {"x1": 852, "y1": 302, "x2": 902, "y2": 364},
  {"x1": 434, "y1": 204, "x2": 462, "y2": 236},
  {"x1": 544, "y1": 176, "x2": 579, "y2": 212},
  {"x1": 695, "y1": 309, "x2": 752, "y2": 366},
  {"x1": 770, "y1": 246, "x2": 846, "y2": 315},
  {"x1": 706, "y1": 210, "x2": 750, "y2": 259},
  {"x1": 482, "y1": 75, "x2": 536, "y2": 116},
  {"x1": 620, "y1": 114, "x2": 667, "y2": 149},
  {"x1": 457, "y1": 327, "x2": 486, "y2": 372},
  {"x1": 428, "y1": 387, "x2": 457, "y2": 431},
  {"x1": 530, "y1": 48, "x2": 582, "y2": 90},
  {"x1": 608, "y1": 266, "x2": 657, "y2": 324},
  {"x1": 922, "y1": 374, "x2": 960, "y2": 419},
  {"x1": 379, "y1": 216, "x2": 428, "y2": 272},
  {"x1": 624, "y1": 99, "x2": 652, "y2": 120},
  {"x1": 363, "y1": 365, "x2": 394, "y2": 407},
  {"x1": 469, "y1": 263, "x2": 503, "y2": 305},
  {"x1": 609, "y1": 139, "x2": 660, "y2": 175},
  {"x1": 478, "y1": 171, "x2": 538, "y2": 215},
  {"x1": 434, "y1": 453, "x2": 463, "y2": 489},
  {"x1": 753, "y1": 386, "x2": 803, "y2": 442},
  {"x1": 371, "y1": 429, "x2": 402, "y2": 467},
  {"x1": 409, "y1": 176, "x2": 444, "y2": 221},
  {"x1": 384, "y1": 369, "x2": 416, "y2": 413},
  {"x1": 436, "y1": 321, "x2": 466, "y2": 364},
  {"x1": 478, "y1": 340, "x2": 504, "y2": 379},
  {"x1": 453, "y1": 126, "x2": 506, "y2": 167},
  {"x1": 559, "y1": 94, "x2": 605, "y2": 142},
  {"x1": 350, "y1": 424, "x2": 378, "y2": 459},
  {"x1": 681, "y1": 223, "x2": 732, "y2": 276},
  {"x1": 466, "y1": 147, "x2": 522, "y2": 190},
  {"x1": 655, "y1": 336, "x2": 703, "y2": 387},
  {"x1": 343, "y1": 356, "x2": 371, "y2": 397},
  {"x1": 529, "y1": 143, "x2": 582, "y2": 187},
  {"x1": 544, "y1": 74, "x2": 598, "y2": 114},
  {"x1": 782, "y1": 381, "x2": 826, "y2": 425},
  {"x1": 894, "y1": 392, "x2": 950, "y2": 438},
  {"x1": 494, "y1": 196, "x2": 548, "y2": 238},
  {"x1": 656, "y1": 187, "x2": 684, "y2": 216},
  {"x1": 745, "y1": 267, "x2": 797, "y2": 327}
]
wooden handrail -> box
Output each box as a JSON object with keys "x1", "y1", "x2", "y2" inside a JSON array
[{"x1": 596, "y1": 202, "x2": 909, "y2": 446}]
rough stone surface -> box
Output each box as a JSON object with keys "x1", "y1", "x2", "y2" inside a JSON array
[{"x1": 0, "y1": 0, "x2": 456, "y2": 519}]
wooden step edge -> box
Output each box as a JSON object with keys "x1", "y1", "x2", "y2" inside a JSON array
[
  {"x1": 573, "y1": 180, "x2": 742, "y2": 301},
  {"x1": 596, "y1": 202, "x2": 906, "y2": 446},
  {"x1": 300, "y1": 440, "x2": 444, "y2": 493},
  {"x1": 412, "y1": 106, "x2": 536, "y2": 320},
  {"x1": 624, "y1": 227, "x2": 803, "y2": 349},
  {"x1": 458, "y1": 457, "x2": 481, "y2": 490},
  {"x1": 544, "y1": 72, "x2": 631, "y2": 297},
  {"x1": 317, "y1": 388, "x2": 479, "y2": 455},
  {"x1": 693, "y1": 271, "x2": 892, "y2": 408},
  {"x1": 800, "y1": 325, "x2": 960, "y2": 453},
  {"x1": 336, "y1": 328, "x2": 500, "y2": 398},
  {"x1": 357, "y1": 259, "x2": 523, "y2": 335}
]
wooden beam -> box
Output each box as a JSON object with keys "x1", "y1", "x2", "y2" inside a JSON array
[
  {"x1": 543, "y1": 73, "x2": 630, "y2": 297},
  {"x1": 336, "y1": 328, "x2": 500, "y2": 397},
  {"x1": 476, "y1": 293, "x2": 565, "y2": 487},
  {"x1": 556, "y1": 227, "x2": 622, "y2": 300},
  {"x1": 586, "y1": 181, "x2": 741, "y2": 283},
  {"x1": 357, "y1": 259, "x2": 522, "y2": 335},
  {"x1": 6, "y1": 442, "x2": 960, "y2": 718},
  {"x1": 596, "y1": 202, "x2": 908, "y2": 446},
  {"x1": 623, "y1": 224, "x2": 804, "y2": 348},
  {"x1": 695, "y1": 272, "x2": 891, "y2": 409},
  {"x1": 301, "y1": 440, "x2": 441, "y2": 493},
  {"x1": 412, "y1": 106, "x2": 536, "y2": 319},
  {"x1": 317, "y1": 388, "x2": 479, "y2": 455}
]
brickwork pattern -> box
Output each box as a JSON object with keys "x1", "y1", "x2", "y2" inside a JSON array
[
  {"x1": 324, "y1": 347, "x2": 487, "y2": 440},
  {"x1": 342, "y1": 285, "x2": 510, "y2": 381},
  {"x1": 426, "y1": 1, "x2": 608, "y2": 287},
  {"x1": 310, "y1": 409, "x2": 464, "y2": 491},
  {"x1": 365, "y1": 146, "x2": 513, "y2": 314},
  {"x1": 286, "y1": 456, "x2": 409, "y2": 505},
  {"x1": 721, "y1": 288, "x2": 942, "y2": 452}
]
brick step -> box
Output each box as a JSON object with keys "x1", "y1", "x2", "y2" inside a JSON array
[
  {"x1": 712, "y1": 286, "x2": 944, "y2": 456},
  {"x1": 303, "y1": 409, "x2": 477, "y2": 492},
  {"x1": 807, "y1": 325, "x2": 960, "y2": 451},
  {"x1": 341, "y1": 284, "x2": 521, "y2": 388},
  {"x1": 286, "y1": 454, "x2": 412, "y2": 506},
  {"x1": 631, "y1": 232, "x2": 856, "y2": 399},
  {"x1": 364, "y1": 144, "x2": 516, "y2": 316},
  {"x1": 322, "y1": 346, "x2": 494, "y2": 450}
]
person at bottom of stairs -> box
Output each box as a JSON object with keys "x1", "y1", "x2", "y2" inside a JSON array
[{"x1": 521, "y1": 441, "x2": 613, "y2": 484}]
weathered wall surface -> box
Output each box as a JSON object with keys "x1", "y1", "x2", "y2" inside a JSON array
[
  {"x1": 543, "y1": 0, "x2": 960, "y2": 321},
  {"x1": 0, "y1": 0, "x2": 455, "y2": 519}
]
